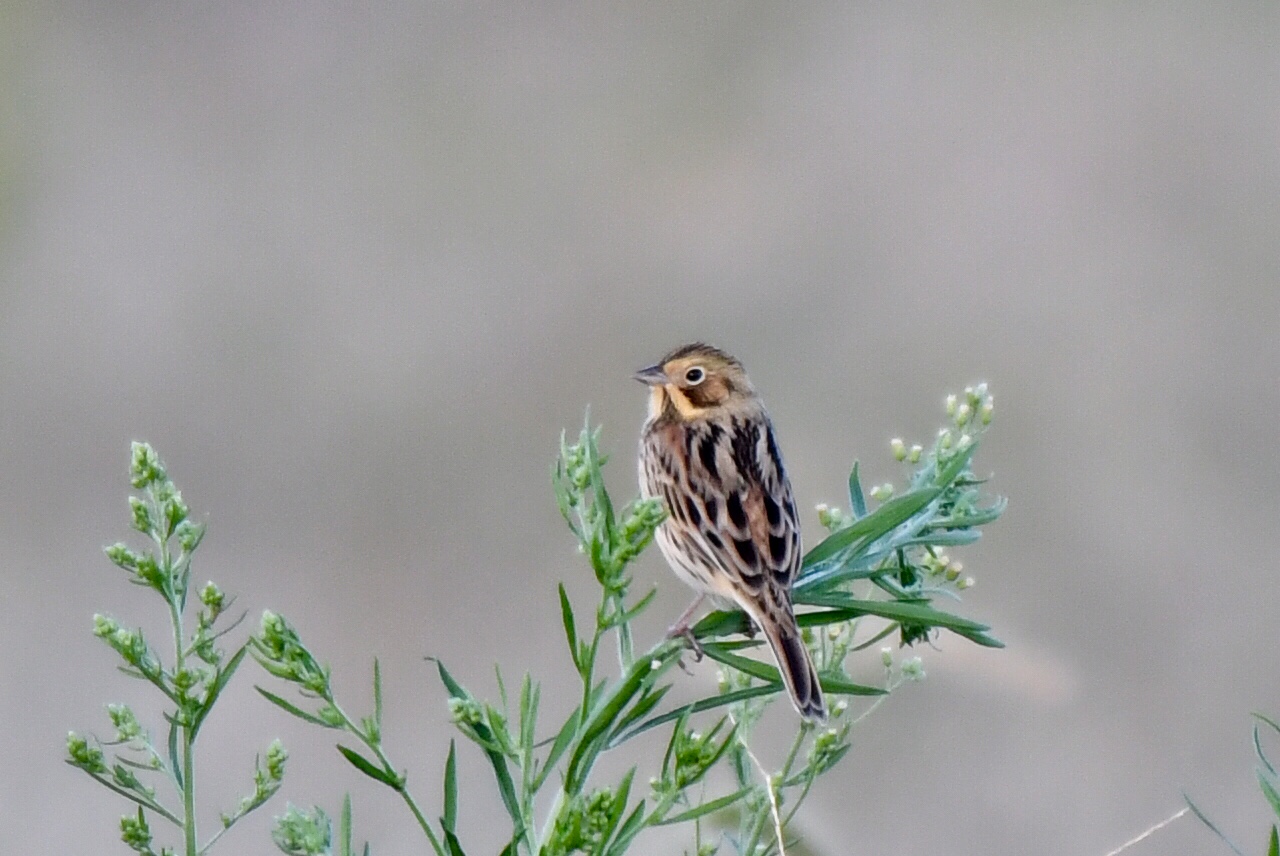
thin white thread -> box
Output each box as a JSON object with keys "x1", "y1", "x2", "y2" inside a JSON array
[
  {"x1": 740, "y1": 739, "x2": 786, "y2": 856},
  {"x1": 1102, "y1": 807, "x2": 1189, "y2": 856}
]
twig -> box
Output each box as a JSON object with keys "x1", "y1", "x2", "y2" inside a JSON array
[
  {"x1": 739, "y1": 737, "x2": 786, "y2": 856},
  {"x1": 1101, "y1": 807, "x2": 1188, "y2": 856}
]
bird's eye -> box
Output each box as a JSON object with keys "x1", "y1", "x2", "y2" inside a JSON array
[{"x1": 684, "y1": 367, "x2": 706, "y2": 385}]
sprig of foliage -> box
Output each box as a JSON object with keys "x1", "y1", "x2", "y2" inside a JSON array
[
  {"x1": 66, "y1": 443, "x2": 285, "y2": 856},
  {"x1": 252, "y1": 385, "x2": 1004, "y2": 855},
  {"x1": 1187, "y1": 712, "x2": 1280, "y2": 856}
]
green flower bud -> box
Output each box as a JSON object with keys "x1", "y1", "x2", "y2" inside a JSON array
[
  {"x1": 163, "y1": 492, "x2": 188, "y2": 533},
  {"x1": 129, "y1": 442, "x2": 166, "y2": 489},
  {"x1": 891, "y1": 438, "x2": 906, "y2": 461},
  {"x1": 128, "y1": 496, "x2": 152, "y2": 534},
  {"x1": 272, "y1": 805, "x2": 331, "y2": 856},
  {"x1": 66, "y1": 732, "x2": 108, "y2": 774},
  {"x1": 107, "y1": 704, "x2": 142, "y2": 742},
  {"x1": 908, "y1": 444, "x2": 923, "y2": 463},
  {"x1": 120, "y1": 808, "x2": 153, "y2": 853},
  {"x1": 901, "y1": 656, "x2": 926, "y2": 681},
  {"x1": 448, "y1": 697, "x2": 484, "y2": 727},
  {"x1": 93, "y1": 614, "x2": 120, "y2": 638},
  {"x1": 105, "y1": 543, "x2": 139, "y2": 571},
  {"x1": 199, "y1": 581, "x2": 225, "y2": 614},
  {"x1": 175, "y1": 519, "x2": 205, "y2": 552}
]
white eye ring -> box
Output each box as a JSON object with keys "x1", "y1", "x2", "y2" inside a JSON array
[{"x1": 684, "y1": 366, "x2": 706, "y2": 385}]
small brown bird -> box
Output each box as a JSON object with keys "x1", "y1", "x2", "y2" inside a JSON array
[{"x1": 636, "y1": 343, "x2": 826, "y2": 721}]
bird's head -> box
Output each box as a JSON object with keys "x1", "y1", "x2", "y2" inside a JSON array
[{"x1": 634, "y1": 343, "x2": 756, "y2": 420}]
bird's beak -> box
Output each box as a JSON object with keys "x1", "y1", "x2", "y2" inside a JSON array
[{"x1": 633, "y1": 364, "x2": 669, "y2": 386}]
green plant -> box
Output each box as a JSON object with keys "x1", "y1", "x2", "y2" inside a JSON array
[
  {"x1": 251, "y1": 383, "x2": 1004, "y2": 855},
  {"x1": 66, "y1": 444, "x2": 285, "y2": 856},
  {"x1": 1187, "y1": 713, "x2": 1280, "y2": 856}
]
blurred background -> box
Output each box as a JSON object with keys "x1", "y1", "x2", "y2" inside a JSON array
[{"x1": 3, "y1": 2, "x2": 1278, "y2": 854}]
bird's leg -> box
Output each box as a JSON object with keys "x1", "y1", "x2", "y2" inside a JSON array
[{"x1": 666, "y1": 594, "x2": 706, "y2": 662}]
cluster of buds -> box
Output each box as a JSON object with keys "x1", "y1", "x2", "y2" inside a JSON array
[
  {"x1": 650, "y1": 720, "x2": 733, "y2": 801},
  {"x1": 272, "y1": 805, "x2": 332, "y2": 856},
  {"x1": 880, "y1": 647, "x2": 927, "y2": 682},
  {"x1": 890, "y1": 437, "x2": 924, "y2": 464},
  {"x1": 814, "y1": 503, "x2": 853, "y2": 533},
  {"x1": 555, "y1": 425, "x2": 665, "y2": 597},
  {"x1": 546, "y1": 786, "x2": 620, "y2": 856},
  {"x1": 251, "y1": 611, "x2": 334, "y2": 702},
  {"x1": 806, "y1": 721, "x2": 852, "y2": 776},
  {"x1": 614, "y1": 498, "x2": 666, "y2": 567},
  {"x1": 93, "y1": 615, "x2": 163, "y2": 683},
  {"x1": 945, "y1": 383, "x2": 995, "y2": 430},
  {"x1": 867, "y1": 482, "x2": 895, "y2": 501},
  {"x1": 223, "y1": 740, "x2": 288, "y2": 827},
  {"x1": 922, "y1": 550, "x2": 975, "y2": 590}
]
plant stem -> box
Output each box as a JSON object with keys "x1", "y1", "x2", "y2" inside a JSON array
[
  {"x1": 329, "y1": 696, "x2": 447, "y2": 856},
  {"x1": 183, "y1": 726, "x2": 197, "y2": 856}
]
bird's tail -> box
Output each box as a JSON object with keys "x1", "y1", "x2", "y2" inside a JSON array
[{"x1": 756, "y1": 603, "x2": 826, "y2": 722}]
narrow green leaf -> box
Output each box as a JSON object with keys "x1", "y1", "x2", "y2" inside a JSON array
[
  {"x1": 474, "y1": 732, "x2": 522, "y2": 830},
  {"x1": 791, "y1": 594, "x2": 1005, "y2": 648},
  {"x1": 373, "y1": 658, "x2": 383, "y2": 733},
  {"x1": 443, "y1": 829, "x2": 468, "y2": 856},
  {"x1": 620, "y1": 588, "x2": 658, "y2": 623},
  {"x1": 520, "y1": 677, "x2": 539, "y2": 759},
  {"x1": 850, "y1": 623, "x2": 898, "y2": 652},
  {"x1": 255, "y1": 687, "x2": 336, "y2": 728},
  {"x1": 337, "y1": 745, "x2": 399, "y2": 788},
  {"x1": 656, "y1": 788, "x2": 749, "y2": 825},
  {"x1": 566, "y1": 656, "x2": 654, "y2": 790},
  {"x1": 801, "y1": 485, "x2": 942, "y2": 567},
  {"x1": 611, "y1": 685, "x2": 778, "y2": 746},
  {"x1": 532, "y1": 708, "x2": 580, "y2": 792},
  {"x1": 608, "y1": 685, "x2": 672, "y2": 742},
  {"x1": 1259, "y1": 771, "x2": 1280, "y2": 822},
  {"x1": 604, "y1": 800, "x2": 648, "y2": 856},
  {"x1": 168, "y1": 718, "x2": 182, "y2": 791},
  {"x1": 699, "y1": 644, "x2": 783, "y2": 685},
  {"x1": 847, "y1": 461, "x2": 867, "y2": 519},
  {"x1": 191, "y1": 643, "x2": 248, "y2": 735},
  {"x1": 434, "y1": 659, "x2": 466, "y2": 698},
  {"x1": 1267, "y1": 825, "x2": 1277, "y2": 856},
  {"x1": 820, "y1": 675, "x2": 886, "y2": 697},
  {"x1": 660, "y1": 710, "x2": 691, "y2": 780},
  {"x1": 1256, "y1": 713, "x2": 1280, "y2": 737},
  {"x1": 494, "y1": 664, "x2": 508, "y2": 711},
  {"x1": 602, "y1": 768, "x2": 636, "y2": 843},
  {"x1": 1257, "y1": 724, "x2": 1277, "y2": 779},
  {"x1": 558, "y1": 584, "x2": 579, "y2": 670},
  {"x1": 340, "y1": 793, "x2": 353, "y2": 856},
  {"x1": 1184, "y1": 793, "x2": 1246, "y2": 856},
  {"x1": 691, "y1": 609, "x2": 750, "y2": 639},
  {"x1": 442, "y1": 740, "x2": 458, "y2": 832}
]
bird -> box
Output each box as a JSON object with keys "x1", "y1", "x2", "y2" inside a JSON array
[{"x1": 636, "y1": 343, "x2": 826, "y2": 721}]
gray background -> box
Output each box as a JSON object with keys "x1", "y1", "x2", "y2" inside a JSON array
[{"x1": 4, "y1": 3, "x2": 1278, "y2": 854}]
